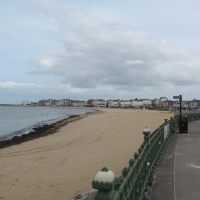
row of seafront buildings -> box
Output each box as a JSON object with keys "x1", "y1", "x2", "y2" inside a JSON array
[{"x1": 22, "y1": 97, "x2": 200, "y2": 110}]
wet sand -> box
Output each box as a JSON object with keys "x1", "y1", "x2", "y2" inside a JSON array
[{"x1": 0, "y1": 109, "x2": 173, "y2": 200}]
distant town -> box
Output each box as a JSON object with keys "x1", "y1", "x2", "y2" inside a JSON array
[{"x1": 1, "y1": 97, "x2": 200, "y2": 110}]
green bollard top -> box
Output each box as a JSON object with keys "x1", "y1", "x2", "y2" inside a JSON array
[
  {"x1": 143, "y1": 127, "x2": 150, "y2": 134},
  {"x1": 101, "y1": 167, "x2": 109, "y2": 172}
]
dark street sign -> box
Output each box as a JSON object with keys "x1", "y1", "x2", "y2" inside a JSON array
[{"x1": 173, "y1": 96, "x2": 179, "y2": 99}]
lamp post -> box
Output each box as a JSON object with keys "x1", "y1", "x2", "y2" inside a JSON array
[{"x1": 179, "y1": 95, "x2": 182, "y2": 133}]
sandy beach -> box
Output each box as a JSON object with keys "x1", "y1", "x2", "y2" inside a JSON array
[{"x1": 0, "y1": 108, "x2": 173, "y2": 200}]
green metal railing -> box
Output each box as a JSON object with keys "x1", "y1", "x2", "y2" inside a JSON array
[{"x1": 92, "y1": 113, "x2": 200, "y2": 200}]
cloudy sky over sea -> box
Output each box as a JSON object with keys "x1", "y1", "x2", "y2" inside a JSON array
[{"x1": 1, "y1": 0, "x2": 200, "y2": 103}]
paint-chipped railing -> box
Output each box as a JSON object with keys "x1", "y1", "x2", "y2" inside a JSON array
[{"x1": 92, "y1": 113, "x2": 200, "y2": 200}]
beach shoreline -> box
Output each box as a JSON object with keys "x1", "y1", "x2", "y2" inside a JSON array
[
  {"x1": 0, "y1": 108, "x2": 173, "y2": 200},
  {"x1": 0, "y1": 111, "x2": 97, "y2": 149}
]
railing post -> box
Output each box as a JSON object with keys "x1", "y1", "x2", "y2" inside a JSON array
[
  {"x1": 170, "y1": 117, "x2": 176, "y2": 133},
  {"x1": 92, "y1": 167, "x2": 115, "y2": 200},
  {"x1": 143, "y1": 127, "x2": 152, "y2": 188},
  {"x1": 143, "y1": 127, "x2": 150, "y2": 142},
  {"x1": 133, "y1": 152, "x2": 139, "y2": 200}
]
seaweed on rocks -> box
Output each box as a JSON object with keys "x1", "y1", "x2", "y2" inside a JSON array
[{"x1": 0, "y1": 115, "x2": 80, "y2": 149}]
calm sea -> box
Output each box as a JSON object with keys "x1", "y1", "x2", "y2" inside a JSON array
[{"x1": 0, "y1": 106, "x2": 93, "y2": 141}]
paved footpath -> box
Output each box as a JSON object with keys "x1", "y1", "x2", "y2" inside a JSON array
[{"x1": 150, "y1": 120, "x2": 200, "y2": 200}]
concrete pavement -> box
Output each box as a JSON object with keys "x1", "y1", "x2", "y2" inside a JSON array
[{"x1": 150, "y1": 120, "x2": 200, "y2": 200}]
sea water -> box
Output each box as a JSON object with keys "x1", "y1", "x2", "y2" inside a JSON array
[{"x1": 0, "y1": 106, "x2": 93, "y2": 141}]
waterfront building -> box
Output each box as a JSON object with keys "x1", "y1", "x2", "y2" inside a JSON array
[
  {"x1": 92, "y1": 99, "x2": 107, "y2": 107},
  {"x1": 120, "y1": 100, "x2": 131, "y2": 107},
  {"x1": 30, "y1": 102, "x2": 38, "y2": 106},
  {"x1": 107, "y1": 100, "x2": 119, "y2": 107},
  {"x1": 59, "y1": 99, "x2": 71, "y2": 106},
  {"x1": 152, "y1": 98, "x2": 159, "y2": 107},
  {"x1": 72, "y1": 100, "x2": 87, "y2": 107},
  {"x1": 21, "y1": 101, "x2": 31, "y2": 106},
  {"x1": 55, "y1": 100, "x2": 61, "y2": 106},
  {"x1": 38, "y1": 99, "x2": 51, "y2": 106},
  {"x1": 142, "y1": 98, "x2": 152, "y2": 106},
  {"x1": 131, "y1": 98, "x2": 143, "y2": 107}
]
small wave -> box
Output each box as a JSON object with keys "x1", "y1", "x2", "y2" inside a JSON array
[
  {"x1": 0, "y1": 127, "x2": 35, "y2": 141},
  {"x1": 0, "y1": 115, "x2": 70, "y2": 141}
]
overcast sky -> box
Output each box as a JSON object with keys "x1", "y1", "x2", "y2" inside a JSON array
[{"x1": 1, "y1": 0, "x2": 200, "y2": 103}]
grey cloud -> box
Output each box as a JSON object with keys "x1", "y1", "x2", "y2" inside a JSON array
[
  {"x1": 28, "y1": 2, "x2": 200, "y2": 94},
  {"x1": 124, "y1": 60, "x2": 144, "y2": 65}
]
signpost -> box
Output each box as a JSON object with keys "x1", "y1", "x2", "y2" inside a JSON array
[
  {"x1": 179, "y1": 95, "x2": 182, "y2": 133},
  {"x1": 173, "y1": 96, "x2": 179, "y2": 100},
  {"x1": 173, "y1": 95, "x2": 182, "y2": 133}
]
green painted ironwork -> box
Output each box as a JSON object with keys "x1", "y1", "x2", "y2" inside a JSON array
[{"x1": 92, "y1": 113, "x2": 200, "y2": 200}]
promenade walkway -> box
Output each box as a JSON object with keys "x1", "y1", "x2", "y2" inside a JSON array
[{"x1": 150, "y1": 120, "x2": 200, "y2": 200}]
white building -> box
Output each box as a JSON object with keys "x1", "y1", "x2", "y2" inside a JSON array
[
  {"x1": 92, "y1": 99, "x2": 107, "y2": 107},
  {"x1": 153, "y1": 98, "x2": 159, "y2": 107},
  {"x1": 120, "y1": 100, "x2": 131, "y2": 107},
  {"x1": 21, "y1": 101, "x2": 31, "y2": 106},
  {"x1": 142, "y1": 99, "x2": 152, "y2": 106},
  {"x1": 59, "y1": 99, "x2": 71, "y2": 106},
  {"x1": 182, "y1": 101, "x2": 189, "y2": 108},
  {"x1": 158, "y1": 97, "x2": 168, "y2": 108},
  {"x1": 108, "y1": 100, "x2": 119, "y2": 107},
  {"x1": 72, "y1": 101, "x2": 87, "y2": 107},
  {"x1": 55, "y1": 100, "x2": 61, "y2": 106},
  {"x1": 30, "y1": 102, "x2": 37, "y2": 106},
  {"x1": 131, "y1": 99, "x2": 143, "y2": 107},
  {"x1": 189, "y1": 101, "x2": 198, "y2": 108}
]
